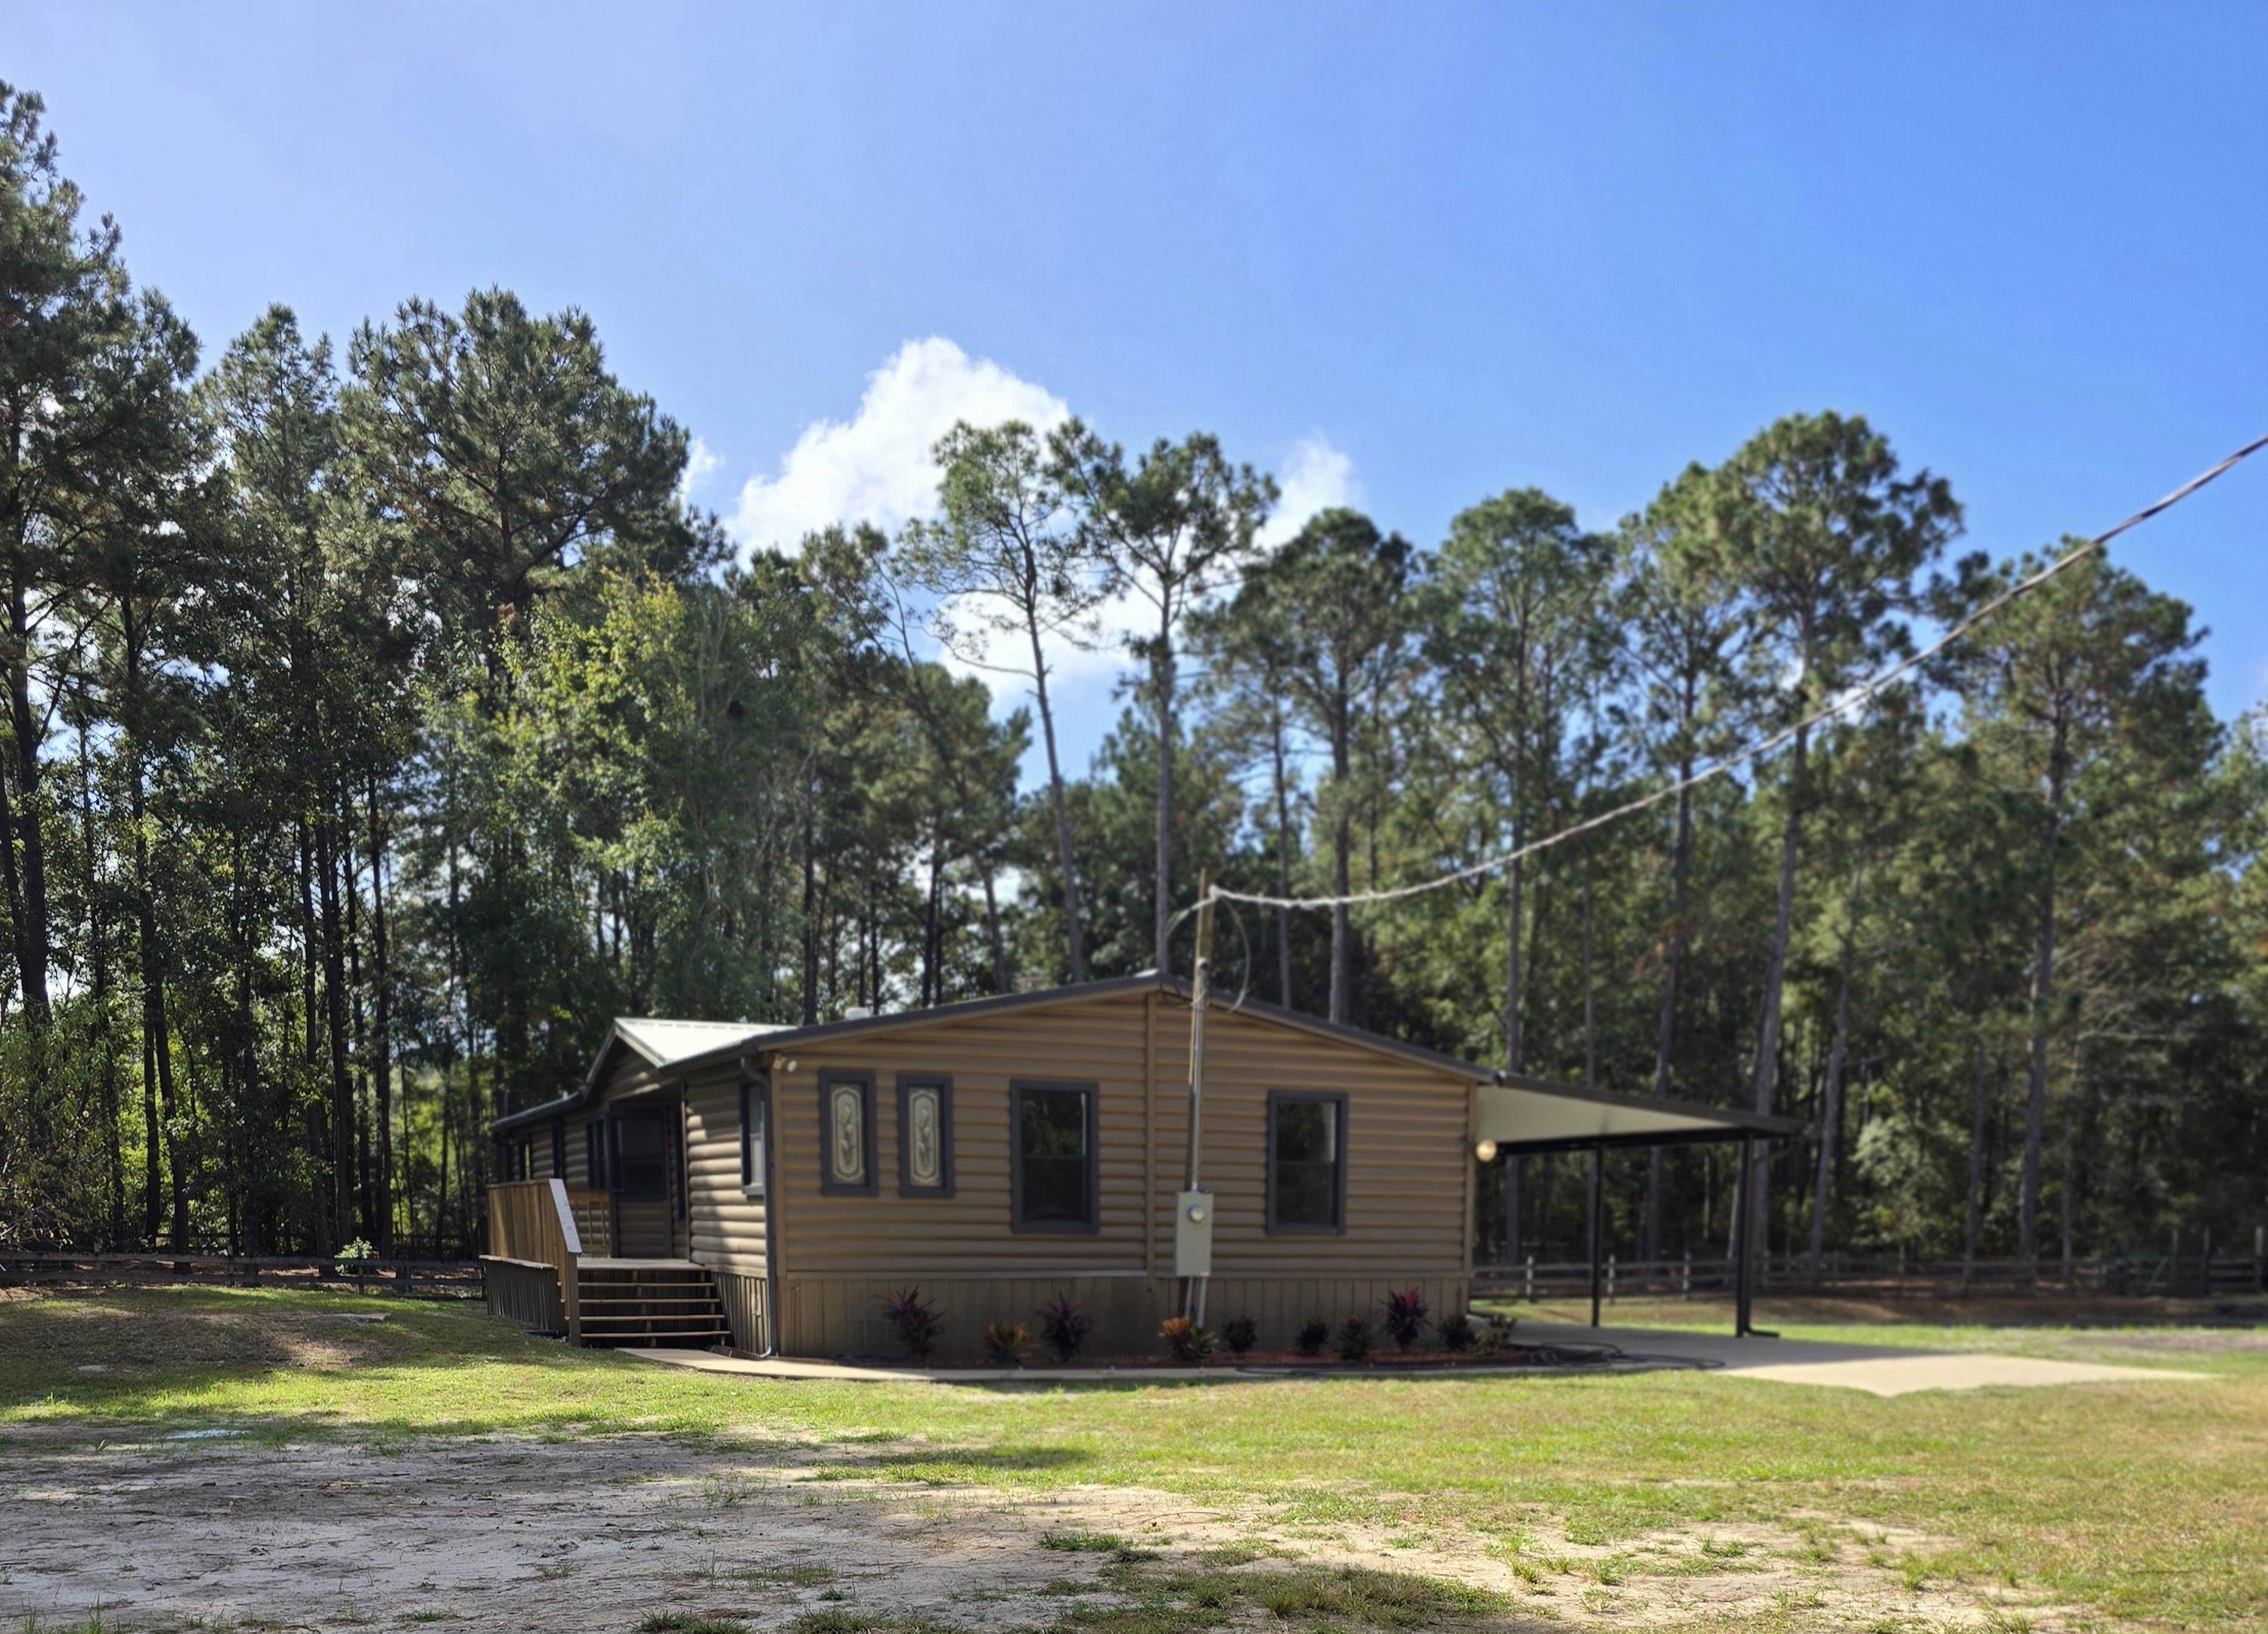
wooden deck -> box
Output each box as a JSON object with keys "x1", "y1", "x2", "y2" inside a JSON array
[{"x1": 484, "y1": 1182, "x2": 729, "y2": 1348}]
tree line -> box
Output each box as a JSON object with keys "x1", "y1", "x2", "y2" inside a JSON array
[{"x1": 4, "y1": 83, "x2": 2261, "y2": 1267}]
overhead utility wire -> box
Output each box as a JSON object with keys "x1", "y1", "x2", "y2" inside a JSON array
[{"x1": 1210, "y1": 432, "x2": 2268, "y2": 915}]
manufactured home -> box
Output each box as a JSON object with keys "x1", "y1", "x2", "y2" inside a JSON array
[{"x1": 483, "y1": 973, "x2": 1795, "y2": 1360}]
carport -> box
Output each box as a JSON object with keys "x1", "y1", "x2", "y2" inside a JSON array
[{"x1": 1473, "y1": 1075, "x2": 1805, "y2": 1338}]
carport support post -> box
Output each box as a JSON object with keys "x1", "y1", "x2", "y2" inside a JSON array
[
  {"x1": 1588, "y1": 1144, "x2": 1604, "y2": 1328},
  {"x1": 1734, "y1": 1134, "x2": 1755, "y2": 1338}
]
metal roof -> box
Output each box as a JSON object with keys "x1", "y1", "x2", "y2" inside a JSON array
[
  {"x1": 491, "y1": 975, "x2": 1802, "y2": 1148},
  {"x1": 612, "y1": 1017, "x2": 790, "y2": 1068}
]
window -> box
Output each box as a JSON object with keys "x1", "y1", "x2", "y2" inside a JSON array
[
  {"x1": 739, "y1": 1075, "x2": 768, "y2": 1196},
  {"x1": 550, "y1": 1118, "x2": 566, "y2": 1178},
  {"x1": 587, "y1": 1121, "x2": 608, "y2": 1190},
  {"x1": 897, "y1": 1075, "x2": 953, "y2": 1197},
  {"x1": 819, "y1": 1071, "x2": 877, "y2": 1194},
  {"x1": 1012, "y1": 1081, "x2": 1097, "y2": 1233},
  {"x1": 1267, "y1": 1092, "x2": 1347, "y2": 1234},
  {"x1": 612, "y1": 1111, "x2": 667, "y2": 1200}
]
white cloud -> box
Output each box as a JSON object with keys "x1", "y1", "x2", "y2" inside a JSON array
[
  {"x1": 1259, "y1": 433, "x2": 1362, "y2": 549},
  {"x1": 718, "y1": 344, "x2": 1364, "y2": 788},
  {"x1": 726, "y1": 337, "x2": 1069, "y2": 555},
  {"x1": 675, "y1": 434, "x2": 724, "y2": 506}
]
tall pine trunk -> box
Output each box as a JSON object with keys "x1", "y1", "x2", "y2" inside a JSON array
[
  {"x1": 1580, "y1": 844, "x2": 1597, "y2": 1089},
  {"x1": 981, "y1": 860, "x2": 1010, "y2": 994},
  {"x1": 1962, "y1": 1027, "x2": 1991, "y2": 1276},
  {"x1": 2017, "y1": 716, "x2": 2068, "y2": 1270},
  {"x1": 800, "y1": 800, "x2": 819, "y2": 1024},
  {"x1": 1152, "y1": 607, "x2": 1175, "y2": 973},
  {"x1": 1746, "y1": 719, "x2": 1810, "y2": 1258},
  {"x1": 1807, "y1": 858, "x2": 1863, "y2": 1279},
  {"x1": 366, "y1": 770, "x2": 395, "y2": 1255},
  {"x1": 316, "y1": 814, "x2": 355, "y2": 1244},
  {"x1": 77, "y1": 726, "x2": 126, "y2": 1245},
  {"x1": 1027, "y1": 605, "x2": 1087, "y2": 982},
  {"x1": 0, "y1": 756, "x2": 33, "y2": 1023},
  {"x1": 6, "y1": 577, "x2": 51, "y2": 1026},
  {"x1": 1270, "y1": 699, "x2": 1295, "y2": 1009},
  {"x1": 1504, "y1": 849, "x2": 1525, "y2": 1073},
  {"x1": 1328, "y1": 698, "x2": 1353, "y2": 1024},
  {"x1": 123, "y1": 602, "x2": 186, "y2": 1250},
  {"x1": 1644, "y1": 748, "x2": 1698, "y2": 1261}
]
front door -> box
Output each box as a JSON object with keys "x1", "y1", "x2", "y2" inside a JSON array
[{"x1": 609, "y1": 1106, "x2": 676, "y2": 1257}]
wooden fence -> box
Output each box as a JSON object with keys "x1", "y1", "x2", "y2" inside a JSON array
[
  {"x1": 0, "y1": 1249, "x2": 482, "y2": 1297},
  {"x1": 1475, "y1": 1245, "x2": 2268, "y2": 1304}
]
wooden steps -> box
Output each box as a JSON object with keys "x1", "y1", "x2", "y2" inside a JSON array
[{"x1": 575, "y1": 1261, "x2": 730, "y2": 1349}]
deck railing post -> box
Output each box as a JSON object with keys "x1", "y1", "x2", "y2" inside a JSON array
[{"x1": 547, "y1": 1178, "x2": 584, "y2": 1344}]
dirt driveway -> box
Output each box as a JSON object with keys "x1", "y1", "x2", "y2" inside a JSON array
[
  {"x1": 0, "y1": 1428, "x2": 2073, "y2": 1632},
  {"x1": 2, "y1": 1431, "x2": 1123, "y2": 1632}
]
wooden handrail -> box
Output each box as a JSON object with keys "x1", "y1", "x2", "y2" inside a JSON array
[{"x1": 487, "y1": 1179, "x2": 584, "y2": 1342}]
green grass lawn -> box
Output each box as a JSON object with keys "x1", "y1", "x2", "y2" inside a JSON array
[{"x1": 4, "y1": 1286, "x2": 2264, "y2": 1630}]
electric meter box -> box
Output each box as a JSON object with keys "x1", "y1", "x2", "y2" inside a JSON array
[{"x1": 1173, "y1": 1189, "x2": 1214, "y2": 1278}]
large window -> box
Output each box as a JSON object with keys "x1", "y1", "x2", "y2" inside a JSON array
[
  {"x1": 897, "y1": 1074, "x2": 954, "y2": 1198},
  {"x1": 1012, "y1": 1081, "x2": 1097, "y2": 1233},
  {"x1": 1267, "y1": 1092, "x2": 1347, "y2": 1234},
  {"x1": 739, "y1": 1075, "x2": 768, "y2": 1196},
  {"x1": 612, "y1": 1111, "x2": 668, "y2": 1200},
  {"x1": 819, "y1": 1071, "x2": 877, "y2": 1194}
]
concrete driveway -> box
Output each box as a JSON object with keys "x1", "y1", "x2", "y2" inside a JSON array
[{"x1": 1514, "y1": 1320, "x2": 2203, "y2": 1396}]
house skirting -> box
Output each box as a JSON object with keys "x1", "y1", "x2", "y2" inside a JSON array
[
  {"x1": 713, "y1": 1267, "x2": 770, "y2": 1354},
  {"x1": 771, "y1": 1271, "x2": 1470, "y2": 1363}
]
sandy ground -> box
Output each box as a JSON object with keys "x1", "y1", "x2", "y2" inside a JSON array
[{"x1": 0, "y1": 1429, "x2": 2077, "y2": 1632}]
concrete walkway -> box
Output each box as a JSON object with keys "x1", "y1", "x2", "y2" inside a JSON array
[
  {"x1": 631, "y1": 1324, "x2": 2198, "y2": 1395},
  {"x1": 629, "y1": 1346, "x2": 1681, "y2": 1385}
]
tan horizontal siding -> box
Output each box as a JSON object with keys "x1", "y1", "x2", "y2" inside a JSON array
[
  {"x1": 685, "y1": 1062, "x2": 767, "y2": 1277},
  {"x1": 540, "y1": 986, "x2": 1478, "y2": 1359},
  {"x1": 770, "y1": 989, "x2": 1473, "y2": 1285},
  {"x1": 776, "y1": 995, "x2": 1153, "y2": 1276},
  {"x1": 1153, "y1": 1004, "x2": 1473, "y2": 1276}
]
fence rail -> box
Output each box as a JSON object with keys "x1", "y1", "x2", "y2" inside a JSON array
[
  {"x1": 1473, "y1": 1249, "x2": 2268, "y2": 1304},
  {"x1": 0, "y1": 1249, "x2": 483, "y2": 1297}
]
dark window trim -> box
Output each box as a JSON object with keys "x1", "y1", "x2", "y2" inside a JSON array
[
  {"x1": 739, "y1": 1072, "x2": 769, "y2": 1196},
  {"x1": 817, "y1": 1069, "x2": 879, "y2": 1196},
  {"x1": 550, "y1": 1117, "x2": 565, "y2": 1178},
  {"x1": 587, "y1": 1119, "x2": 609, "y2": 1190},
  {"x1": 1010, "y1": 1079, "x2": 1099, "y2": 1235},
  {"x1": 1266, "y1": 1090, "x2": 1349, "y2": 1236},
  {"x1": 895, "y1": 1073, "x2": 955, "y2": 1198}
]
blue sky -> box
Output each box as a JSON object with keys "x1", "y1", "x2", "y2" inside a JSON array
[{"x1": 15, "y1": 4, "x2": 2266, "y2": 774}]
